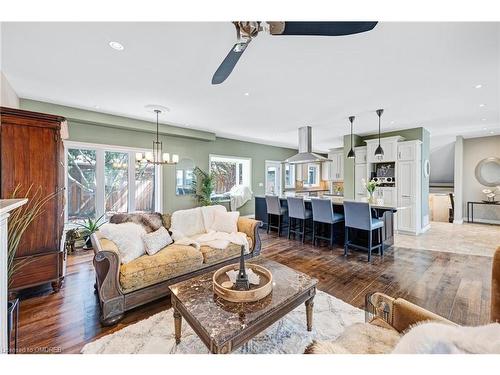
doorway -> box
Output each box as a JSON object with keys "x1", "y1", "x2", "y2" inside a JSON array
[{"x1": 265, "y1": 161, "x2": 282, "y2": 195}]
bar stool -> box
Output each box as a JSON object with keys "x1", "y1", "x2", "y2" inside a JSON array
[
  {"x1": 310, "y1": 197, "x2": 344, "y2": 249},
  {"x1": 265, "y1": 195, "x2": 287, "y2": 237},
  {"x1": 343, "y1": 200, "x2": 384, "y2": 262},
  {"x1": 287, "y1": 196, "x2": 312, "y2": 243}
]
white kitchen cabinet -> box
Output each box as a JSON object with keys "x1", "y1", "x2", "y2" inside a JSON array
[
  {"x1": 354, "y1": 146, "x2": 367, "y2": 164},
  {"x1": 321, "y1": 161, "x2": 333, "y2": 181},
  {"x1": 396, "y1": 140, "x2": 422, "y2": 234},
  {"x1": 365, "y1": 136, "x2": 404, "y2": 163},
  {"x1": 354, "y1": 163, "x2": 368, "y2": 200},
  {"x1": 327, "y1": 149, "x2": 344, "y2": 181},
  {"x1": 397, "y1": 141, "x2": 418, "y2": 161},
  {"x1": 375, "y1": 187, "x2": 397, "y2": 206}
]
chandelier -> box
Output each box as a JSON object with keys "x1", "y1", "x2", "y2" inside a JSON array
[{"x1": 136, "y1": 109, "x2": 179, "y2": 165}]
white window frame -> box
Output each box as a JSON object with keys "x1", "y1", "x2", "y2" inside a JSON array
[
  {"x1": 208, "y1": 154, "x2": 252, "y2": 192},
  {"x1": 64, "y1": 140, "x2": 163, "y2": 223},
  {"x1": 284, "y1": 163, "x2": 296, "y2": 189},
  {"x1": 303, "y1": 163, "x2": 320, "y2": 187}
]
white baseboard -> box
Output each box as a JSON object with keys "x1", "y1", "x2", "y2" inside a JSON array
[
  {"x1": 453, "y1": 219, "x2": 464, "y2": 224},
  {"x1": 420, "y1": 224, "x2": 431, "y2": 233}
]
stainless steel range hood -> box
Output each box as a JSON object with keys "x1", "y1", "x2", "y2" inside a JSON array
[{"x1": 284, "y1": 126, "x2": 330, "y2": 164}]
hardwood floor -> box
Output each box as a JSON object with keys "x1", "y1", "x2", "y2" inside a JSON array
[{"x1": 15, "y1": 230, "x2": 493, "y2": 354}]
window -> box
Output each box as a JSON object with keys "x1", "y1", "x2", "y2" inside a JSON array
[
  {"x1": 304, "y1": 163, "x2": 320, "y2": 187},
  {"x1": 65, "y1": 142, "x2": 161, "y2": 223},
  {"x1": 67, "y1": 149, "x2": 97, "y2": 222},
  {"x1": 209, "y1": 155, "x2": 251, "y2": 195},
  {"x1": 284, "y1": 163, "x2": 295, "y2": 188}
]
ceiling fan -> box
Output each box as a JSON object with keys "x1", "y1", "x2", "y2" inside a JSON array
[{"x1": 212, "y1": 21, "x2": 378, "y2": 85}]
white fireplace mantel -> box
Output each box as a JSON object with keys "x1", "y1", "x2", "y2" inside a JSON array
[{"x1": 0, "y1": 199, "x2": 27, "y2": 354}]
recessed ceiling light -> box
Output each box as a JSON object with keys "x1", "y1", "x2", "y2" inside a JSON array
[
  {"x1": 490, "y1": 131, "x2": 495, "y2": 134},
  {"x1": 483, "y1": 127, "x2": 488, "y2": 130},
  {"x1": 475, "y1": 84, "x2": 483, "y2": 89},
  {"x1": 481, "y1": 118, "x2": 487, "y2": 121},
  {"x1": 479, "y1": 103, "x2": 486, "y2": 107},
  {"x1": 390, "y1": 121, "x2": 395, "y2": 124},
  {"x1": 109, "y1": 41, "x2": 124, "y2": 51},
  {"x1": 244, "y1": 92, "x2": 250, "y2": 96}
]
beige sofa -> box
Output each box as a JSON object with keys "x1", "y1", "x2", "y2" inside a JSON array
[{"x1": 91, "y1": 212, "x2": 261, "y2": 325}]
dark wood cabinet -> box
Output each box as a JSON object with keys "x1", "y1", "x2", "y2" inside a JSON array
[{"x1": 1, "y1": 107, "x2": 66, "y2": 293}]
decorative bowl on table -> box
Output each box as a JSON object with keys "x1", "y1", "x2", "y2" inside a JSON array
[{"x1": 213, "y1": 263, "x2": 273, "y2": 303}]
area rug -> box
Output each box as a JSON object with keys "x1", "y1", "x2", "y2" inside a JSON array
[{"x1": 81, "y1": 290, "x2": 364, "y2": 354}]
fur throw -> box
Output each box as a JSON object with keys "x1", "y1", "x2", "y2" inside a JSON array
[
  {"x1": 99, "y1": 222, "x2": 146, "y2": 264},
  {"x1": 109, "y1": 212, "x2": 164, "y2": 233},
  {"x1": 393, "y1": 322, "x2": 500, "y2": 354},
  {"x1": 305, "y1": 322, "x2": 401, "y2": 354}
]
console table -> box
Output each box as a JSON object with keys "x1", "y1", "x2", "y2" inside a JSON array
[{"x1": 467, "y1": 201, "x2": 500, "y2": 223}]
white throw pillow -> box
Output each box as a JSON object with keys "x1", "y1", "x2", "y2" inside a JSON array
[
  {"x1": 210, "y1": 210, "x2": 240, "y2": 234},
  {"x1": 99, "y1": 222, "x2": 146, "y2": 264},
  {"x1": 170, "y1": 207, "x2": 205, "y2": 237},
  {"x1": 142, "y1": 226, "x2": 173, "y2": 255},
  {"x1": 200, "y1": 205, "x2": 227, "y2": 232}
]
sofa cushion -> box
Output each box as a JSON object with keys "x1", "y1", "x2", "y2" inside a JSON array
[
  {"x1": 200, "y1": 205, "x2": 227, "y2": 231},
  {"x1": 170, "y1": 207, "x2": 205, "y2": 237},
  {"x1": 119, "y1": 244, "x2": 203, "y2": 293},
  {"x1": 199, "y1": 236, "x2": 253, "y2": 265}
]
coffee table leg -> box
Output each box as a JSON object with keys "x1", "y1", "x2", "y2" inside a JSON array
[
  {"x1": 173, "y1": 308, "x2": 182, "y2": 344},
  {"x1": 305, "y1": 297, "x2": 314, "y2": 331}
]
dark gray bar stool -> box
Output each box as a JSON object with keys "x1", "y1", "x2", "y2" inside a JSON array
[
  {"x1": 310, "y1": 198, "x2": 344, "y2": 249},
  {"x1": 265, "y1": 195, "x2": 287, "y2": 237},
  {"x1": 343, "y1": 200, "x2": 384, "y2": 262},
  {"x1": 287, "y1": 196, "x2": 312, "y2": 243}
]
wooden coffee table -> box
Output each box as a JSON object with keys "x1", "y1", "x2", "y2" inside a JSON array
[{"x1": 168, "y1": 257, "x2": 317, "y2": 354}]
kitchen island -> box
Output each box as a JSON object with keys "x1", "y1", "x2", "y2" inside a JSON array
[{"x1": 255, "y1": 195, "x2": 405, "y2": 251}]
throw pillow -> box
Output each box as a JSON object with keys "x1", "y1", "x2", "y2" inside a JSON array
[
  {"x1": 200, "y1": 205, "x2": 227, "y2": 232},
  {"x1": 211, "y1": 210, "x2": 240, "y2": 234},
  {"x1": 142, "y1": 226, "x2": 173, "y2": 255},
  {"x1": 99, "y1": 222, "x2": 146, "y2": 264}
]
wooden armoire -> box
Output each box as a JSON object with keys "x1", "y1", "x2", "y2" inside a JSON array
[{"x1": 0, "y1": 107, "x2": 66, "y2": 293}]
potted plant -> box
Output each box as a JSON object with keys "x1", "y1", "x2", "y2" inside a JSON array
[
  {"x1": 76, "y1": 214, "x2": 106, "y2": 249},
  {"x1": 191, "y1": 166, "x2": 215, "y2": 206},
  {"x1": 362, "y1": 178, "x2": 381, "y2": 203},
  {"x1": 7, "y1": 184, "x2": 60, "y2": 353}
]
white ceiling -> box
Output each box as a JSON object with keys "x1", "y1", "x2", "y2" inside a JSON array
[{"x1": 1, "y1": 22, "x2": 499, "y2": 151}]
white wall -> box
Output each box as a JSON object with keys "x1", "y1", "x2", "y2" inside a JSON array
[
  {"x1": 430, "y1": 141, "x2": 455, "y2": 183},
  {"x1": 462, "y1": 135, "x2": 500, "y2": 223},
  {"x1": 0, "y1": 71, "x2": 19, "y2": 108}
]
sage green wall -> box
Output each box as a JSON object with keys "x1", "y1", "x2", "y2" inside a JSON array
[
  {"x1": 20, "y1": 100, "x2": 297, "y2": 216},
  {"x1": 343, "y1": 127, "x2": 430, "y2": 228}
]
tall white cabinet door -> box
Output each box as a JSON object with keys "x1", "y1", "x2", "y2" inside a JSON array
[
  {"x1": 355, "y1": 164, "x2": 367, "y2": 200},
  {"x1": 397, "y1": 160, "x2": 416, "y2": 232}
]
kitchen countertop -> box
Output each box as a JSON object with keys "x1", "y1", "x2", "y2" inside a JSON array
[{"x1": 254, "y1": 195, "x2": 407, "y2": 211}]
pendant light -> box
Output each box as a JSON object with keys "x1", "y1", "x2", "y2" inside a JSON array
[
  {"x1": 374, "y1": 109, "x2": 384, "y2": 158},
  {"x1": 347, "y1": 116, "x2": 355, "y2": 159},
  {"x1": 136, "y1": 109, "x2": 179, "y2": 165}
]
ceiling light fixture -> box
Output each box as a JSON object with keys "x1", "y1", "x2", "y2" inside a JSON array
[
  {"x1": 244, "y1": 92, "x2": 250, "y2": 96},
  {"x1": 347, "y1": 116, "x2": 356, "y2": 159},
  {"x1": 109, "y1": 41, "x2": 124, "y2": 51},
  {"x1": 136, "y1": 109, "x2": 178, "y2": 166},
  {"x1": 482, "y1": 118, "x2": 487, "y2": 121},
  {"x1": 475, "y1": 84, "x2": 483, "y2": 89},
  {"x1": 479, "y1": 104, "x2": 486, "y2": 107},
  {"x1": 374, "y1": 109, "x2": 384, "y2": 159}
]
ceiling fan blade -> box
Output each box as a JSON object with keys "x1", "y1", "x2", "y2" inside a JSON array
[
  {"x1": 272, "y1": 22, "x2": 378, "y2": 36},
  {"x1": 212, "y1": 42, "x2": 248, "y2": 85}
]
